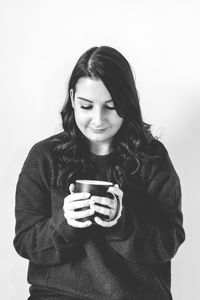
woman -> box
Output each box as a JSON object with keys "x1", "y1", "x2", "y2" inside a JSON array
[{"x1": 14, "y1": 46, "x2": 185, "y2": 300}]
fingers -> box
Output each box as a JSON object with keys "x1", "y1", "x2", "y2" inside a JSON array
[
  {"x1": 107, "y1": 185, "x2": 123, "y2": 198},
  {"x1": 66, "y1": 207, "x2": 94, "y2": 220},
  {"x1": 94, "y1": 216, "x2": 118, "y2": 227},
  {"x1": 90, "y1": 196, "x2": 117, "y2": 220},
  {"x1": 64, "y1": 203, "x2": 94, "y2": 228},
  {"x1": 90, "y1": 196, "x2": 115, "y2": 209},
  {"x1": 68, "y1": 199, "x2": 93, "y2": 210},
  {"x1": 64, "y1": 190, "x2": 93, "y2": 228},
  {"x1": 92, "y1": 185, "x2": 123, "y2": 227},
  {"x1": 65, "y1": 192, "x2": 91, "y2": 203},
  {"x1": 64, "y1": 193, "x2": 92, "y2": 215},
  {"x1": 90, "y1": 203, "x2": 114, "y2": 218},
  {"x1": 64, "y1": 194, "x2": 93, "y2": 219},
  {"x1": 67, "y1": 219, "x2": 92, "y2": 228},
  {"x1": 69, "y1": 183, "x2": 75, "y2": 194}
]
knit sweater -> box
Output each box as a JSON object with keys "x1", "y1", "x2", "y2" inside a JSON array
[{"x1": 13, "y1": 133, "x2": 185, "y2": 300}]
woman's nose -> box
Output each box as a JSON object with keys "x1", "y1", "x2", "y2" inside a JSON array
[{"x1": 92, "y1": 109, "x2": 105, "y2": 127}]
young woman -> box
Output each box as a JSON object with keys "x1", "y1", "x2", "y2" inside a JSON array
[{"x1": 14, "y1": 46, "x2": 185, "y2": 300}]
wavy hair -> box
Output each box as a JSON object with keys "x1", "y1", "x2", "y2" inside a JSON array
[{"x1": 52, "y1": 46, "x2": 154, "y2": 192}]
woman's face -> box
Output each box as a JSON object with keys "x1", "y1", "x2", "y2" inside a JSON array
[{"x1": 70, "y1": 77, "x2": 123, "y2": 154}]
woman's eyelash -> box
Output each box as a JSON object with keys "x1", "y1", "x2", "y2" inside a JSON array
[
  {"x1": 80, "y1": 105, "x2": 115, "y2": 110},
  {"x1": 80, "y1": 106, "x2": 92, "y2": 110},
  {"x1": 106, "y1": 106, "x2": 115, "y2": 110}
]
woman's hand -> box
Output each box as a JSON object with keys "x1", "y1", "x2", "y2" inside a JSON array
[
  {"x1": 91, "y1": 184, "x2": 123, "y2": 228},
  {"x1": 63, "y1": 183, "x2": 94, "y2": 228}
]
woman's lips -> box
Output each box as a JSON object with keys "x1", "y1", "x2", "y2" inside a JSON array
[{"x1": 90, "y1": 127, "x2": 107, "y2": 133}]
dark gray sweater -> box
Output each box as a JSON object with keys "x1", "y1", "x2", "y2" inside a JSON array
[{"x1": 13, "y1": 133, "x2": 185, "y2": 300}]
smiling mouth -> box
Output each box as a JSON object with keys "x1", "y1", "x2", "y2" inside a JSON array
[{"x1": 90, "y1": 127, "x2": 107, "y2": 133}]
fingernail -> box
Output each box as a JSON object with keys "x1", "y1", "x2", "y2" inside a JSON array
[{"x1": 87, "y1": 221, "x2": 92, "y2": 226}]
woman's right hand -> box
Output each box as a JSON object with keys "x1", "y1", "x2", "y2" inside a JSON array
[{"x1": 63, "y1": 183, "x2": 94, "y2": 228}]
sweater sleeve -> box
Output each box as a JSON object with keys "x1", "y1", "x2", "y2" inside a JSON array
[
  {"x1": 13, "y1": 140, "x2": 89, "y2": 266},
  {"x1": 104, "y1": 141, "x2": 185, "y2": 264}
]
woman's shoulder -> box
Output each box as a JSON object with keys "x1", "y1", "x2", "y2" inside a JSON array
[
  {"x1": 145, "y1": 138, "x2": 168, "y2": 157},
  {"x1": 21, "y1": 132, "x2": 64, "y2": 171},
  {"x1": 143, "y1": 138, "x2": 179, "y2": 179},
  {"x1": 29, "y1": 131, "x2": 64, "y2": 154}
]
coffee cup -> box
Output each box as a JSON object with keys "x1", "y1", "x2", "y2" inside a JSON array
[{"x1": 74, "y1": 180, "x2": 118, "y2": 223}]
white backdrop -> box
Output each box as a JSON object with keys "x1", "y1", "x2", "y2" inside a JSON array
[{"x1": 0, "y1": 0, "x2": 199, "y2": 299}]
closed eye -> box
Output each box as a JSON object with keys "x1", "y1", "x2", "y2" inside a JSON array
[
  {"x1": 80, "y1": 105, "x2": 92, "y2": 110},
  {"x1": 105, "y1": 106, "x2": 115, "y2": 110},
  {"x1": 80, "y1": 105, "x2": 115, "y2": 110}
]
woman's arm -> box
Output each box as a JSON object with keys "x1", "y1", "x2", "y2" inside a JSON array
[
  {"x1": 104, "y1": 141, "x2": 185, "y2": 264},
  {"x1": 13, "y1": 141, "x2": 90, "y2": 266}
]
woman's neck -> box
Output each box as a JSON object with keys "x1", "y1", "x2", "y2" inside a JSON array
[{"x1": 90, "y1": 142, "x2": 112, "y2": 156}]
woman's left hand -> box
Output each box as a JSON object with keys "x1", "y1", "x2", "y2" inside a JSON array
[{"x1": 90, "y1": 184, "x2": 123, "y2": 227}]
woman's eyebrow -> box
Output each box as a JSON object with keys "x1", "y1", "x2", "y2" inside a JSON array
[{"x1": 77, "y1": 97, "x2": 113, "y2": 103}]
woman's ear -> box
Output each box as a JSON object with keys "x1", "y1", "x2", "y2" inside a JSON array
[{"x1": 70, "y1": 89, "x2": 74, "y2": 108}]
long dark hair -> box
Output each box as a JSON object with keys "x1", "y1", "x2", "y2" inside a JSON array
[{"x1": 52, "y1": 46, "x2": 154, "y2": 192}]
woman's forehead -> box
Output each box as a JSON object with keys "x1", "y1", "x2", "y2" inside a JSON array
[{"x1": 75, "y1": 77, "x2": 112, "y2": 103}]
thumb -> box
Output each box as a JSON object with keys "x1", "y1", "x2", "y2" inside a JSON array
[{"x1": 69, "y1": 183, "x2": 75, "y2": 194}]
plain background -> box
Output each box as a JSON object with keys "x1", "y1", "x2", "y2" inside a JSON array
[{"x1": 0, "y1": 0, "x2": 199, "y2": 299}]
